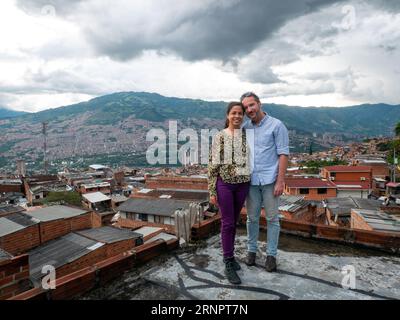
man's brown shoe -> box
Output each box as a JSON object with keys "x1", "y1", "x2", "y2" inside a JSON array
[
  {"x1": 245, "y1": 252, "x2": 256, "y2": 266},
  {"x1": 265, "y1": 256, "x2": 277, "y2": 272}
]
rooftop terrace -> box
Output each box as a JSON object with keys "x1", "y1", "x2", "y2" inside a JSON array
[{"x1": 81, "y1": 230, "x2": 400, "y2": 300}]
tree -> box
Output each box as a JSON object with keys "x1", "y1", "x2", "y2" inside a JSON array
[{"x1": 396, "y1": 122, "x2": 400, "y2": 137}]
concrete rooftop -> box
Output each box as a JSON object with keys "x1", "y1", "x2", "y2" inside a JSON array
[{"x1": 81, "y1": 230, "x2": 400, "y2": 300}]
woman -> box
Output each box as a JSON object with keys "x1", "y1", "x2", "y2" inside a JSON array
[{"x1": 208, "y1": 101, "x2": 251, "y2": 285}]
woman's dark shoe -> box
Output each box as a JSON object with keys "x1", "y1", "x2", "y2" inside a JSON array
[
  {"x1": 232, "y1": 257, "x2": 241, "y2": 271},
  {"x1": 224, "y1": 260, "x2": 242, "y2": 285},
  {"x1": 223, "y1": 257, "x2": 241, "y2": 271},
  {"x1": 265, "y1": 256, "x2": 277, "y2": 272},
  {"x1": 245, "y1": 252, "x2": 256, "y2": 266}
]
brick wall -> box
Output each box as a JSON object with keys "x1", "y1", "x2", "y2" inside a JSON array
[
  {"x1": 0, "y1": 184, "x2": 22, "y2": 193},
  {"x1": 0, "y1": 225, "x2": 41, "y2": 256},
  {"x1": 238, "y1": 211, "x2": 400, "y2": 252},
  {"x1": 9, "y1": 238, "x2": 179, "y2": 300},
  {"x1": 370, "y1": 165, "x2": 390, "y2": 178},
  {"x1": 191, "y1": 214, "x2": 221, "y2": 240},
  {"x1": 39, "y1": 220, "x2": 70, "y2": 243},
  {"x1": 145, "y1": 176, "x2": 208, "y2": 191},
  {"x1": 70, "y1": 213, "x2": 93, "y2": 231},
  {"x1": 104, "y1": 239, "x2": 137, "y2": 258},
  {"x1": 36, "y1": 238, "x2": 137, "y2": 284},
  {"x1": 351, "y1": 210, "x2": 373, "y2": 231},
  {"x1": 117, "y1": 218, "x2": 175, "y2": 235},
  {"x1": 91, "y1": 212, "x2": 103, "y2": 228},
  {"x1": 39, "y1": 213, "x2": 92, "y2": 244},
  {"x1": 55, "y1": 245, "x2": 107, "y2": 279},
  {"x1": 286, "y1": 187, "x2": 337, "y2": 201},
  {"x1": 0, "y1": 254, "x2": 30, "y2": 300}
]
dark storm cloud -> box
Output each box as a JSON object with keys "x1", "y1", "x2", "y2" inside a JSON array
[
  {"x1": 72, "y1": 0, "x2": 344, "y2": 62},
  {"x1": 373, "y1": 0, "x2": 400, "y2": 11}
]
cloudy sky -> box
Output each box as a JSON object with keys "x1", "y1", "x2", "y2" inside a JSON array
[{"x1": 1, "y1": 0, "x2": 399, "y2": 112}]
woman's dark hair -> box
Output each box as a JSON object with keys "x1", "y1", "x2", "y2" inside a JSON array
[{"x1": 224, "y1": 102, "x2": 245, "y2": 129}]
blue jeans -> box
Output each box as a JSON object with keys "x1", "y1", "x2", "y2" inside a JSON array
[{"x1": 246, "y1": 183, "x2": 281, "y2": 257}]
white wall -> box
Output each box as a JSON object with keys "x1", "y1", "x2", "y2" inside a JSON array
[{"x1": 337, "y1": 190, "x2": 368, "y2": 199}]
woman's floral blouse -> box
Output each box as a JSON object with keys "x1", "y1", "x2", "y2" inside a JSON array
[{"x1": 208, "y1": 129, "x2": 251, "y2": 197}]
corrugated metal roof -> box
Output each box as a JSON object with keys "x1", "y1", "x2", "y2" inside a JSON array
[
  {"x1": 89, "y1": 164, "x2": 108, "y2": 170},
  {"x1": 279, "y1": 196, "x2": 310, "y2": 213},
  {"x1": 118, "y1": 198, "x2": 192, "y2": 217},
  {"x1": 352, "y1": 209, "x2": 400, "y2": 234},
  {"x1": 324, "y1": 166, "x2": 372, "y2": 172},
  {"x1": 82, "y1": 182, "x2": 110, "y2": 188},
  {"x1": 0, "y1": 219, "x2": 25, "y2": 237},
  {"x1": 326, "y1": 197, "x2": 382, "y2": 216},
  {"x1": 0, "y1": 213, "x2": 39, "y2": 237},
  {"x1": 25, "y1": 205, "x2": 89, "y2": 222},
  {"x1": 334, "y1": 181, "x2": 370, "y2": 190},
  {"x1": 82, "y1": 192, "x2": 111, "y2": 203},
  {"x1": 141, "y1": 189, "x2": 209, "y2": 201},
  {"x1": 0, "y1": 179, "x2": 22, "y2": 185},
  {"x1": 29, "y1": 233, "x2": 104, "y2": 283},
  {"x1": 75, "y1": 226, "x2": 142, "y2": 243},
  {"x1": 111, "y1": 195, "x2": 128, "y2": 203},
  {"x1": 285, "y1": 178, "x2": 336, "y2": 188},
  {"x1": 352, "y1": 198, "x2": 382, "y2": 211},
  {"x1": 0, "y1": 205, "x2": 25, "y2": 216}
]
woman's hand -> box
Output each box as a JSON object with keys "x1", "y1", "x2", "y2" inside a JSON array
[{"x1": 210, "y1": 195, "x2": 218, "y2": 206}]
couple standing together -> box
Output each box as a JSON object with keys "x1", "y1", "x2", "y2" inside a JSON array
[{"x1": 208, "y1": 92, "x2": 289, "y2": 285}]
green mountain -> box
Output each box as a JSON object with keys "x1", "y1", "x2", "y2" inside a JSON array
[
  {"x1": 0, "y1": 107, "x2": 28, "y2": 119},
  {"x1": 7, "y1": 92, "x2": 399, "y2": 136},
  {"x1": 1, "y1": 92, "x2": 399, "y2": 171}
]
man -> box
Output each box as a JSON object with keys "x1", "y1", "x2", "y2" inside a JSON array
[{"x1": 241, "y1": 92, "x2": 289, "y2": 272}]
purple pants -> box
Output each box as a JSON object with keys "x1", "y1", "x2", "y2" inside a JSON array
[{"x1": 216, "y1": 177, "x2": 250, "y2": 259}]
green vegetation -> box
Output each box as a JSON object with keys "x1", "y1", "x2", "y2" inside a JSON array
[
  {"x1": 387, "y1": 140, "x2": 400, "y2": 165},
  {"x1": 0, "y1": 139, "x2": 26, "y2": 153},
  {"x1": 41, "y1": 191, "x2": 83, "y2": 207},
  {"x1": 2, "y1": 93, "x2": 400, "y2": 137},
  {"x1": 395, "y1": 122, "x2": 400, "y2": 137},
  {"x1": 301, "y1": 159, "x2": 348, "y2": 174}
]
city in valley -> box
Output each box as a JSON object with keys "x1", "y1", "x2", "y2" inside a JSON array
[{"x1": 1, "y1": 129, "x2": 399, "y2": 300}]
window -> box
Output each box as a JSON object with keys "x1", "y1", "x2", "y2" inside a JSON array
[
  {"x1": 139, "y1": 214, "x2": 148, "y2": 221},
  {"x1": 318, "y1": 188, "x2": 327, "y2": 194},
  {"x1": 299, "y1": 188, "x2": 309, "y2": 194},
  {"x1": 154, "y1": 216, "x2": 164, "y2": 224}
]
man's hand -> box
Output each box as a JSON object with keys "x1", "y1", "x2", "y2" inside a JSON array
[
  {"x1": 274, "y1": 180, "x2": 285, "y2": 197},
  {"x1": 210, "y1": 195, "x2": 218, "y2": 206}
]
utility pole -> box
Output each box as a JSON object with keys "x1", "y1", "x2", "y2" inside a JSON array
[
  {"x1": 394, "y1": 148, "x2": 397, "y2": 182},
  {"x1": 42, "y1": 122, "x2": 48, "y2": 174}
]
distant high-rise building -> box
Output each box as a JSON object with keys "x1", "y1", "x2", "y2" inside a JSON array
[{"x1": 16, "y1": 159, "x2": 26, "y2": 177}]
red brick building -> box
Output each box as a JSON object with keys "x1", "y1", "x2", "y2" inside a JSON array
[
  {"x1": 0, "y1": 179, "x2": 23, "y2": 193},
  {"x1": 321, "y1": 165, "x2": 372, "y2": 186},
  {"x1": 0, "y1": 251, "x2": 30, "y2": 300},
  {"x1": 0, "y1": 213, "x2": 41, "y2": 255},
  {"x1": 284, "y1": 178, "x2": 337, "y2": 201},
  {"x1": 28, "y1": 227, "x2": 143, "y2": 285},
  {"x1": 25, "y1": 205, "x2": 92, "y2": 244},
  {"x1": 79, "y1": 182, "x2": 111, "y2": 195},
  {"x1": 321, "y1": 165, "x2": 373, "y2": 198},
  {"x1": 145, "y1": 175, "x2": 208, "y2": 191}
]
